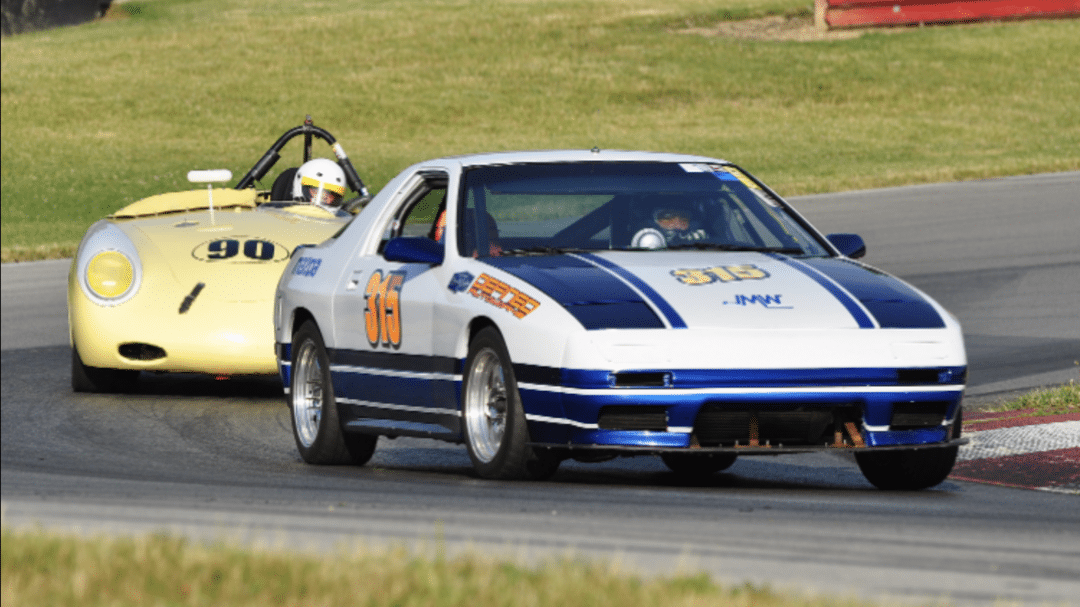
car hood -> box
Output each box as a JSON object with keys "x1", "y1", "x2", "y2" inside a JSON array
[
  {"x1": 117, "y1": 206, "x2": 346, "y2": 303},
  {"x1": 482, "y1": 251, "x2": 947, "y2": 331}
]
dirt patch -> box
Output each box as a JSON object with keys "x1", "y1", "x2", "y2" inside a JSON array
[{"x1": 678, "y1": 15, "x2": 867, "y2": 42}]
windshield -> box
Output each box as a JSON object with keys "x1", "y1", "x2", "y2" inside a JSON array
[{"x1": 457, "y1": 162, "x2": 829, "y2": 258}]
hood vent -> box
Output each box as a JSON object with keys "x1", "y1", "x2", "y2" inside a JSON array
[
  {"x1": 179, "y1": 282, "x2": 206, "y2": 314},
  {"x1": 609, "y1": 371, "x2": 671, "y2": 387}
]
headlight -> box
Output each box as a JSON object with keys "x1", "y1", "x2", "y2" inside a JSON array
[
  {"x1": 86, "y1": 251, "x2": 134, "y2": 299},
  {"x1": 76, "y1": 221, "x2": 143, "y2": 305}
]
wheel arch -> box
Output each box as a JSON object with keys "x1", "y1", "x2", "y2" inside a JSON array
[
  {"x1": 290, "y1": 307, "x2": 319, "y2": 339},
  {"x1": 454, "y1": 315, "x2": 500, "y2": 359}
]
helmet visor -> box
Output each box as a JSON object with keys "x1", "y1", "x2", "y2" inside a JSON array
[
  {"x1": 300, "y1": 176, "x2": 346, "y2": 208},
  {"x1": 654, "y1": 208, "x2": 690, "y2": 231}
]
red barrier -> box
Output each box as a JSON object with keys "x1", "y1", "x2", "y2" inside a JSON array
[{"x1": 815, "y1": 0, "x2": 1080, "y2": 28}]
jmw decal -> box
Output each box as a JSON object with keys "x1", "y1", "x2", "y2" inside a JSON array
[
  {"x1": 672, "y1": 264, "x2": 769, "y2": 285},
  {"x1": 469, "y1": 273, "x2": 540, "y2": 319},
  {"x1": 728, "y1": 294, "x2": 791, "y2": 309}
]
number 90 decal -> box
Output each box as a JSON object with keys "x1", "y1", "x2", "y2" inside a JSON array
[
  {"x1": 192, "y1": 237, "x2": 290, "y2": 263},
  {"x1": 364, "y1": 270, "x2": 405, "y2": 348}
]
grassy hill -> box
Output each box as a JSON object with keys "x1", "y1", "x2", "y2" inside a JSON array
[{"x1": 2, "y1": 0, "x2": 1078, "y2": 260}]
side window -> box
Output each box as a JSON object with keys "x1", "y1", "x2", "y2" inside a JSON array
[
  {"x1": 399, "y1": 187, "x2": 446, "y2": 239},
  {"x1": 378, "y1": 172, "x2": 448, "y2": 250}
]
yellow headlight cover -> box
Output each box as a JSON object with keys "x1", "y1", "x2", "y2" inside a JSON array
[{"x1": 87, "y1": 250, "x2": 134, "y2": 299}]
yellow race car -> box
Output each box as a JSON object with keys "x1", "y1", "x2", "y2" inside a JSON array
[{"x1": 68, "y1": 118, "x2": 369, "y2": 392}]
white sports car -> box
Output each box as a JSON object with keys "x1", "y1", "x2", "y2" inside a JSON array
[{"x1": 274, "y1": 150, "x2": 967, "y2": 490}]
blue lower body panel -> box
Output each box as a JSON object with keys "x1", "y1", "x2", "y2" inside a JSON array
[{"x1": 519, "y1": 384, "x2": 963, "y2": 452}]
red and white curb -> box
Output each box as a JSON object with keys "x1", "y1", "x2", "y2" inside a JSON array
[{"x1": 951, "y1": 410, "x2": 1080, "y2": 494}]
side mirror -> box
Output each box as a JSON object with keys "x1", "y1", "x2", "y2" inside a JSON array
[
  {"x1": 384, "y1": 237, "x2": 444, "y2": 265},
  {"x1": 827, "y1": 233, "x2": 866, "y2": 259},
  {"x1": 187, "y1": 170, "x2": 233, "y2": 184},
  {"x1": 187, "y1": 170, "x2": 234, "y2": 224}
]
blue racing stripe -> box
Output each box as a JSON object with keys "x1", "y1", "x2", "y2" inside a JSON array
[
  {"x1": 768, "y1": 254, "x2": 876, "y2": 328},
  {"x1": 576, "y1": 253, "x2": 687, "y2": 329},
  {"x1": 801, "y1": 258, "x2": 946, "y2": 329},
  {"x1": 329, "y1": 349, "x2": 460, "y2": 414},
  {"x1": 482, "y1": 256, "x2": 665, "y2": 330}
]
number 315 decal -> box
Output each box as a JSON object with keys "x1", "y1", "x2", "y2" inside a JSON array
[{"x1": 364, "y1": 270, "x2": 405, "y2": 348}]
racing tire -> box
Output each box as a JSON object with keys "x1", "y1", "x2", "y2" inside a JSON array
[
  {"x1": 462, "y1": 327, "x2": 560, "y2": 480},
  {"x1": 661, "y1": 452, "x2": 738, "y2": 477},
  {"x1": 71, "y1": 346, "x2": 139, "y2": 393},
  {"x1": 290, "y1": 321, "x2": 377, "y2": 465},
  {"x1": 854, "y1": 445, "x2": 958, "y2": 491}
]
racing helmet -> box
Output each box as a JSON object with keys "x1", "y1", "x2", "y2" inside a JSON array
[{"x1": 292, "y1": 158, "x2": 347, "y2": 210}]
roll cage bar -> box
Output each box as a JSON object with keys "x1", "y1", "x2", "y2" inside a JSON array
[{"x1": 234, "y1": 116, "x2": 369, "y2": 198}]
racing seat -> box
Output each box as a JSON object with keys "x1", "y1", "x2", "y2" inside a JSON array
[{"x1": 270, "y1": 168, "x2": 298, "y2": 202}]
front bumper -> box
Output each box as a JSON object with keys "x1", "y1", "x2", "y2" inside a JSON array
[
  {"x1": 69, "y1": 289, "x2": 278, "y2": 376},
  {"x1": 518, "y1": 375, "x2": 965, "y2": 451}
]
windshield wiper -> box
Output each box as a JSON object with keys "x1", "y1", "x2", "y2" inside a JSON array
[
  {"x1": 665, "y1": 243, "x2": 805, "y2": 254},
  {"x1": 500, "y1": 246, "x2": 592, "y2": 257}
]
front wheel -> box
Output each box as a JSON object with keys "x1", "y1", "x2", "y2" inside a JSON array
[
  {"x1": 462, "y1": 327, "x2": 559, "y2": 480},
  {"x1": 290, "y1": 321, "x2": 376, "y2": 465},
  {"x1": 71, "y1": 345, "x2": 138, "y2": 393},
  {"x1": 855, "y1": 445, "x2": 958, "y2": 490}
]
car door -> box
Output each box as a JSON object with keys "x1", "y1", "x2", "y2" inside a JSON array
[{"x1": 331, "y1": 170, "x2": 459, "y2": 439}]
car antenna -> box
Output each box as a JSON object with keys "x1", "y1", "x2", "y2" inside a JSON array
[
  {"x1": 187, "y1": 169, "x2": 234, "y2": 226},
  {"x1": 303, "y1": 115, "x2": 313, "y2": 163},
  {"x1": 590, "y1": 108, "x2": 601, "y2": 153}
]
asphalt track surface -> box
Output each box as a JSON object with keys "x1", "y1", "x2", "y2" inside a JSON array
[{"x1": 3, "y1": 173, "x2": 1079, "y2": 606}]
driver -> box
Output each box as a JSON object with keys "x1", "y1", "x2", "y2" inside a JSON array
[
  {"x1": 292, "y1": 158, "x2": 347, "y2": 212},
  {"x1": 434, "y1": 208, "x2": 502, "y2": 257},
  {"x1": 631, "y1": 206, "x2": 709, "y2": 249}
]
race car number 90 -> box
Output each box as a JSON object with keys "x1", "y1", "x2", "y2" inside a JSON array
[
  {"x1": 192, "y1": 237, "x2": 290, "y2": 263},
  {"x1": 364, "y1": 270, "x2": 404, "y2": 348}
]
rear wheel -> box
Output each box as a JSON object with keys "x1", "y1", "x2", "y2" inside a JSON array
[
  {"x1": 462, "y1": 327, "x2": 559, "y2": 480},
  {"x1": 855, "y1": 445, "x2": 958, "y2": 490},
  {"x1": 290, "y1": 321, "x2": 376, "y2": 465},
  {"x1": 661, "y1": 452, "x2": 737, "y2": 477},
  {"x1": 71, "y1": 345, "x2": 138, "y2": 393}
]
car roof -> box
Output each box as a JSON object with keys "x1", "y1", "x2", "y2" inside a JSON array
[{"x1": 417, "y1": 149, "x2": 732, "y2": 169}]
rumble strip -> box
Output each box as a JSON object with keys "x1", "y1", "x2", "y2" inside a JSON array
[{"x1": 952, "y1": 409, "x2": 1080, "y2": 495}]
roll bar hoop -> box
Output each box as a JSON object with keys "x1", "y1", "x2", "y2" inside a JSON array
[{"x1": 234, "y1": 116, "x2": 369, "y2": 197}]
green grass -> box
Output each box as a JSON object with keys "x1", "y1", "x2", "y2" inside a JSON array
[
  {"x1": 984, "y1": 377, "x2": 1080, "y2": 416},
  {"x1": 1, "y1": 527, "x2": 872, "y2": 607},
  {"x1": 3, "y1": 0, "x2": 1079, "y2": 261}
]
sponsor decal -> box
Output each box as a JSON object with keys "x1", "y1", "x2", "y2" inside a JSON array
[
  {"x1": 192, "y1": 236, "x2": 290, "y2": 263},
  {"x1": 684, "y1": 163, "x2": 762, "y2": 190},
  {"x1": 680, "y1": 162, "x2": 727, "y2": 173},
  {"x1": 725, "y1": 294, "x2": 791, "y2": 309},
  {"x1": 448, "y1": 271, "x2": 474, "y2": 293},
  {"x1": 363, "y1": 270, "x2": 405, "y2": 349},
  {"x1": 717, "y1": 166, "x2": 762, "y2": 190},
  {"x1": 469, "y1": 273, "x2": 540, "y2": 319},
  {"x1": 293, "y1": 257, "x2": 321, "y2": 277},
  {"x1": 672, "y1": 264, "x2": 770, "y2": 285}
]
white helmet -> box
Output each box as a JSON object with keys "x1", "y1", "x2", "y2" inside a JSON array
[{"x1": 292, "y1": 158, "x2": 347, "y2": 210}]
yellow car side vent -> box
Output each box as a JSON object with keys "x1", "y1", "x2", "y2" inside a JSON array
[
  {"x1": 179, "y1": 282, "x2": 206, "y2": 314},
  {"x1": 119, "y1": 343, "x2": 166, "y2": 361}
]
